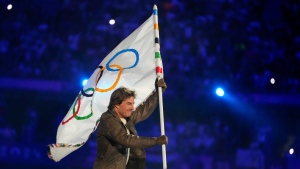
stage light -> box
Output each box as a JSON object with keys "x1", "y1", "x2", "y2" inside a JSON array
[
  {"x1": 270, "y1": 78, "x2": 275, "y2": 84},
  {"x1": 7, "y1": 4, "x2": 12, "y2": 10},
  {"x1": 289, "y1": 148, "x2": 294, "y2": 155},
  {"x1": 109, "y1": 19, "x2": 115, "y2": 25},
  {"x1": 82, "y1": 79, "x2": 88, "y2": 86},
  {"x1": 216, "y1": 88, "x2": 224, "y2": 97}
]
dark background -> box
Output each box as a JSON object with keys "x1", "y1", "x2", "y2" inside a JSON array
[{"x1": 0, "y1": 0, "x2": 300, "y2": 168}]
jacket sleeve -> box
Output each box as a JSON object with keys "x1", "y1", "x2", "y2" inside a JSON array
[
  {"x1": 130, "y1": 90, "x2": 159, "y2": 124},
  {"x1": 103, "y1": 118, "x2": 157, "y2": 148}
]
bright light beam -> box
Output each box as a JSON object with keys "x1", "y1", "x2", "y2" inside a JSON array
[
  {"x1": 82, "y1": 79, "x2": 88, "y2": 86},
  {"x1": 216, "y1": 88, "x2": 224, "y2": 97}
]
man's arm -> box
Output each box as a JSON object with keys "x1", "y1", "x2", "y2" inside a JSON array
[
  {"x1": 104, "y1": 118, "x2": 160, "y2": 148},
  {"x1": 130, "y1": 78, "x2": 167, "y2": 124}
]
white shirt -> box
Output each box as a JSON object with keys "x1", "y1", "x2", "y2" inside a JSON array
[{"x1": 120, "y1": 118, "x2": 130, "y2": 164}]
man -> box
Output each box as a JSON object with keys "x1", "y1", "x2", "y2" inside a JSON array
[{"x1": 93, "y1": 78, "x2": 168, "y2": 169}]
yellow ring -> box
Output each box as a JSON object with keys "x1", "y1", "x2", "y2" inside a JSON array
[{"x1": 95, "y1": 64, "x2": 123, "y2": 92}]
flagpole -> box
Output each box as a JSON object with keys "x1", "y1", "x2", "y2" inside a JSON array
[{"x1": 153, "y1": 4, "x2": 167, "y2": 169}]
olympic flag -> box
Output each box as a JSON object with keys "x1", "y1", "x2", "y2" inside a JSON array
[{"x1": 47, "y1": 5, "x2": 163, "y2": 162}]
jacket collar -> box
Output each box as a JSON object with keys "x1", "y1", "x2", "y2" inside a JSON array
[{"x1": 108, "y1": 109, "x2": 118, "y2": 118}]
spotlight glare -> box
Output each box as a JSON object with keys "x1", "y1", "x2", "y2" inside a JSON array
[
  {"x1": 109, "y1": 19, "x2": 115, "y2": 25},
  {"x1": 7, "y1": 4, "x2": 12, "y2": 10},
  {"x1": 270, "y1": 78, "x2": 275, "y2": 84},
  {"x1": 82, "y1": 79, "x2": 88, "y2": 86},
  {"x1": 289, "y1": 148, "x2": 294, "y2": 155},
  {"x1": 216, "y1": 88, "x2": 224, "y2": 97}
]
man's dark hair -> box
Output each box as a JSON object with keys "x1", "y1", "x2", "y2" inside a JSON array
[{"x1": 107, "y1": 87, "x2": 136, "y2": 110}]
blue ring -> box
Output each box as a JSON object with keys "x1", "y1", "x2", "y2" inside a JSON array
[{"x1": 106, "y1": 49, "x2": 139, "y2": 71}]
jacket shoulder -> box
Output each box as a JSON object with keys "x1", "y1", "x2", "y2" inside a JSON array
[{"x1": 100, "y1": 111, "x2": 120, "y2": 126}]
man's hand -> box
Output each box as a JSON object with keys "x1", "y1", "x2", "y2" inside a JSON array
[
  {"x1": 156, "y1": 78, "x2": 167, "y2": 92},
  {"x1": 155, "y1": 135, "x2": 168, "y2": 145}
]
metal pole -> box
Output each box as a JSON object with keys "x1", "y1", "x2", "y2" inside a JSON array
[
  {"x1": 153, "y1": 4, "x2": 167, "y2": 168},
  {"x1": 158, "y1": 86, "x2": 167, "y2": 169}
]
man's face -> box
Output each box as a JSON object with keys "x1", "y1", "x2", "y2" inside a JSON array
[{"x1": 115, "y1": 96, "x2": 135, "y2": 118}]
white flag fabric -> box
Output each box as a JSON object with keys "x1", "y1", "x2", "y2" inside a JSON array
[{"x1": 48, "y1": 13, "x2": 161, "y2": 162}]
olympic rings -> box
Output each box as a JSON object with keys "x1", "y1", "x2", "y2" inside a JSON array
[
  {"x1": 74, "y1": 88, "x2": 94, "y2": 120},
  {"x1": 61, "y1": 93, "x2": 81, "y2": 125},
  {"x1": 61, "y1": 88, "x2": 94, "y2": 125},
  {"x1": 62, "y1": 49, "x2": 140, "y2": 125},
  {"x1": 95, "y1": 64, "x2": 123, "y2": 92}
]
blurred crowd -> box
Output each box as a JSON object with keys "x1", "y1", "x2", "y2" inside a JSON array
[
  {"x1": 1, "y1": 0, "x2": 299, "y2": 95},
  {"x1": 1, "y1": 0, "x2": 300, "y2": 168},
  {"x1": 1, "y1": 97, "x2": 297, "y2": 168}
]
